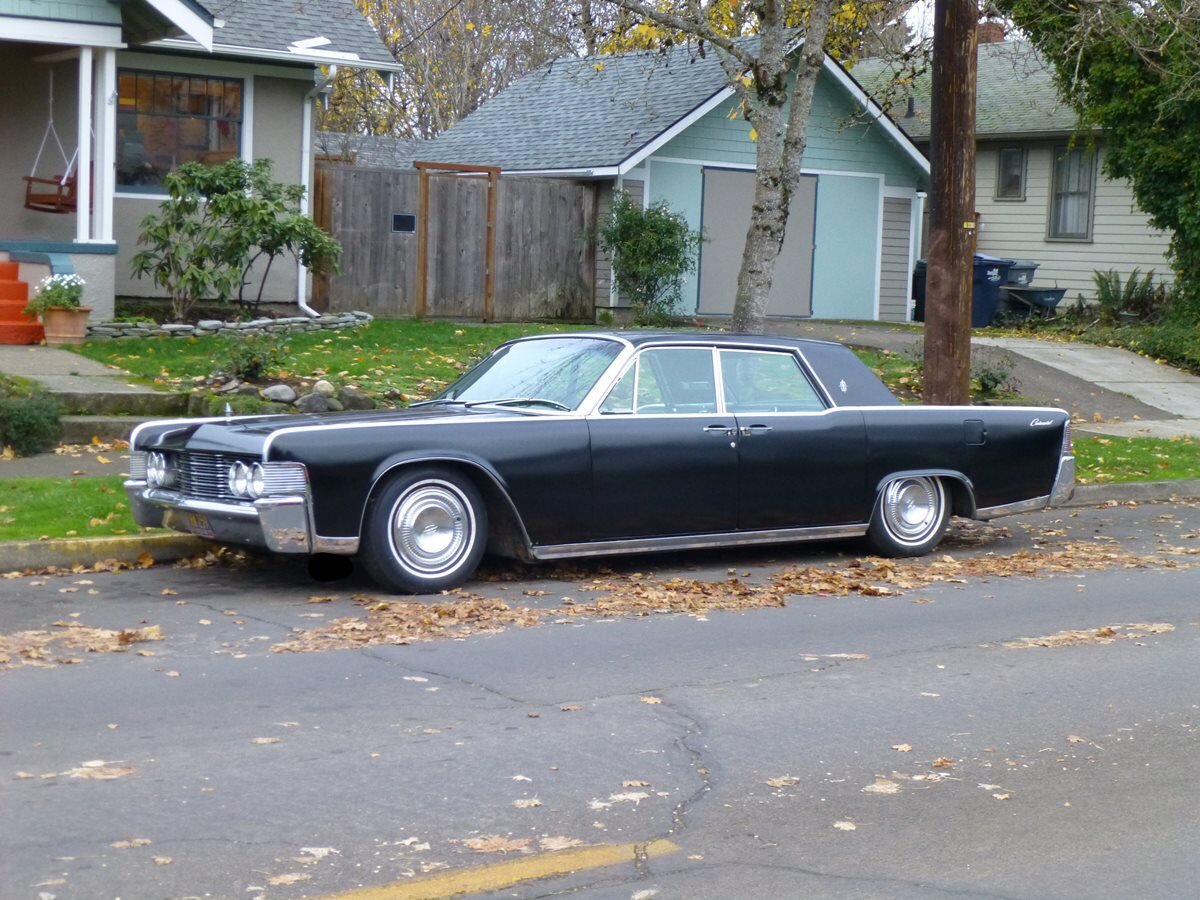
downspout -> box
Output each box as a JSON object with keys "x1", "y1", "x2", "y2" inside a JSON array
[{"x1": 297, "y1": 65, "x2": 337, "y2": 317}]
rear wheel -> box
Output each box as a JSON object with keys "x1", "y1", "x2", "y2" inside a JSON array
[
  {"x1": 866, "y1": 475, "x2": 948, "y2": 557},
  {"x1": 361, "y1": 468, "x2": 488, "y2": 594}
]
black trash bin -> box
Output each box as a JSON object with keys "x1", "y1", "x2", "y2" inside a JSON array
[
  {"x1": 912, "y1": 259, "x2": 927, "y2": 321},
  {"x1": 972, "y1": 254, "x2": 1014, "y2": 326},
  {"x1": 911, "y1": 255, "x2": 1014, "y2": 326}
]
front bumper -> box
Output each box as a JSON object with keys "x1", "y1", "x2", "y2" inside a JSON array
[{"x1": 126, "y1": 481, "x2": 313, "y2": 553}]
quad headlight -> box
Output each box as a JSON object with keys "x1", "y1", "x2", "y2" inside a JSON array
[
  {"x1": 146, "y1": 451, "x2": 177, "y2": 488},
  {"x1": 227, "y1": 461, "x2": 267, "y2": 499}
]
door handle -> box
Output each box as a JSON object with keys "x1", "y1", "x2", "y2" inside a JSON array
[
  {"x1": 703, "y1": 424, "x2": 735, "y2": 436},
  {"x1": 740, "y1": 425, "x2": 773, "y2": 436}
]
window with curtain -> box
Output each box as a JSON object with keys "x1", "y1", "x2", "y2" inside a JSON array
[
  {"x1": 995, "y1": 147, "x2": 1026, "y2": 200},
  {"x1": 116, "y1": 70, "x2": 243, "y2": 192},
  {"x1": 1049, "y1": 146, "x2": 1095, "y2": 239}
]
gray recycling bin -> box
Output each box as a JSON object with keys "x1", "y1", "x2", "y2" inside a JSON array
[{"x1": 911, "y1": 255, "x2": 1015, "y2": 327}]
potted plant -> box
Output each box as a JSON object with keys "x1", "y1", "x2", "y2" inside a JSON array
[{"x1": 25, "y1": 273, "x2": 91, "y2": 345}]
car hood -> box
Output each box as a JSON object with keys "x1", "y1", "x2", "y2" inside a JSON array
[{"x1": 136, "y1": 404, "x2": 535, "y2": 455}]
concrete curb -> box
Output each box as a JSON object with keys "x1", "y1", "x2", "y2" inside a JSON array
[
  {"x1": 3, "y1": 480, "x2": 1200, "y2": 574},
  {"x1": 0, "y1": 533, "x2": 209, "y2": 573}
]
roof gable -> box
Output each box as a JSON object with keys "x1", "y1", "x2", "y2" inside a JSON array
[
  {"x1": 147, "y1": 0, "x2": 399, "y2": 70},
  {"x1": 419, "y1": 39, "x2": 927, "y2": 176},
  {"x1": 855, "y1": 41, "x2": 1079, "y2": 141}
]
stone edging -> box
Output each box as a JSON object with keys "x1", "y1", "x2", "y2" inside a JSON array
[{"x1": 86, "y1": 311, "x2": 373, "y2": 340}]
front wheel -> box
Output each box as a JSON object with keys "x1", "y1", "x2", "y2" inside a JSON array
[
  {"x1": 361, "y1": 468, "x2": 488, "y2": 594},
  {"x1": 866, "y1": 475, "x2": 948, "y2": 557}
]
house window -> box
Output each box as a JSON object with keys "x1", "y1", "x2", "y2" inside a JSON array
[
  {"x1": 1048, "y1": 146, "x2": 1095, "y2": 240},
  {"x1": 116, "y1": 69, "x2": 243, "y2": 192},
  {"x1": 995, "y1": 147, "x2": 1025, "y2": 199}
]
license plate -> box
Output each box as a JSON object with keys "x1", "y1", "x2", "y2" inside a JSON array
[{"x1": 185, "y1": 512, "x2": 215, "y2": 538}]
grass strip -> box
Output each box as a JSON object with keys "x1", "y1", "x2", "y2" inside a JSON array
[{"x1": 0, "y1": 477, "x2": 160, "y2": 542}]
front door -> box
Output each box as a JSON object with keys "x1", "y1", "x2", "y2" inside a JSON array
[{"x1": 588, "y1": 347, "x2": 738, "y2": 540}]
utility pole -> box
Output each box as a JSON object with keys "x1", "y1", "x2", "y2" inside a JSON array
[{"x1": 924, "y1": 0, "x2": 978, "y2": 405}]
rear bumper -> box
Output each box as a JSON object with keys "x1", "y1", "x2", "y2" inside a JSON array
[{"x1": 125, "y1": 481, "x2": 312, "y2": 553}]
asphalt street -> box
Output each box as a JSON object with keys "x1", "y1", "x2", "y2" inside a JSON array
[{"x1": 2, "y1": 500, "x2": 1199, "y2": 899}]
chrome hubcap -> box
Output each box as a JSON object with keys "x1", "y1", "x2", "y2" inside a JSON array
[
  {"x1": 389, "y1": 481, "x2": 473, "y2": 576},
  {"x1": 882, "y1": 477, "x2": 943, "y2": 545}
]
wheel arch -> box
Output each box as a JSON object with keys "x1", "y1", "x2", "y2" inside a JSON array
[
  {"x1": 875, "y1": 469, "x2": 976, "y2": 519},
  {"x1": 362, "y1": 453, "x2": 536, "y2": 562}
]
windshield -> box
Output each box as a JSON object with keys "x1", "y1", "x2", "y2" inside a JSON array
[{"x1": 436, "y1": 337, "x2": 623, "y2": 411}]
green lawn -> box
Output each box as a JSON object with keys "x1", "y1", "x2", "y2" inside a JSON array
[{"x1": 0, "y1": 477, "x2": 154, "y2": 542}]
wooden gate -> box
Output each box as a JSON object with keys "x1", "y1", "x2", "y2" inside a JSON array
[{"x1": 312, "y1": 166, "x2": 597, "y2": 321}]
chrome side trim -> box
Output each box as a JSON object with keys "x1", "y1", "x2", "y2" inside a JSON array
[
  {"x1": 530, "y1": 523, "x2": 869, "y2": 561},
  {"x1": 974, "y1": 494, "x2": 1050, "y2": 520}
]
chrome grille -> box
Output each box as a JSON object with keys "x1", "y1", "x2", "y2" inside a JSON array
[
  {"x1": 158, "y1": 452, "x2": 308, "y2": 503},
  {"x1": 174, "y1": 451, "x2": 245, "y2": 503}
]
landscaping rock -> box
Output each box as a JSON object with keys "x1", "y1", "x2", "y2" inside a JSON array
[
  {"x1": 339, "y1": 385, "x2": 376, "y2": 410},
  {"x1": 296, "y1": 393, "x2": 330, "y2": 413},
  {"x1": 261, "y1": 384, "x2": 297, "y2": 403}
]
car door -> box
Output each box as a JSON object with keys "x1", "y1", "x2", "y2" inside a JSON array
[
  {"x1": 588, "y1": 347, "x2": 739, "y2": 540},
  {"x1": 719, "y1": 348, "x2": 871, "y2": 530}
]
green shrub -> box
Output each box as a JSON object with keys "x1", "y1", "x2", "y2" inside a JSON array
[
  {"x1": 0, "y1": 393, "x2": 61, "y2": 456},
  {"x1": 214, "y1": 333, "x2": 288, "y2": 382},
  {"x1": 599, "y1": 191, "x2": 702, "y2": 326}
]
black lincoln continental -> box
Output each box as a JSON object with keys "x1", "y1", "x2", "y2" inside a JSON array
[{"x1": 126, "y1": 332, "x2": 1075, "y2": 593}]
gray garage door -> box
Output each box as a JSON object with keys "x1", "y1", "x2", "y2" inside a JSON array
[{"x1": 698, "y1": 169, "x2": 817, "y2": 317}]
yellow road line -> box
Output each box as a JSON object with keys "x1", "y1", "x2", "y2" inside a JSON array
[{"x1": 325, "y1": 838, "x2": 680, "y2": 899}]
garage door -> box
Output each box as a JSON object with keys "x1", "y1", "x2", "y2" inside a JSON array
[{"x1": 698, "y1": 169, "x2": 817, "y2": 317}]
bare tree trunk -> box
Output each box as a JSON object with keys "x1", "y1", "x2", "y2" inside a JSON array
[
  {"x1": 924, "y1": 0, "x2": 978, "y2": 405},
  {"x1": 730, "y1": 0, "x2": 836, "y2": 334}
]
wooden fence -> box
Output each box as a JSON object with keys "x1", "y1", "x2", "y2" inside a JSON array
[{"x1": 312, "y1": 166, "x2": 598, "y2": 321}]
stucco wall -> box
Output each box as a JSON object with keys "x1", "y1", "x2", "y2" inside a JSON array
[{"x1": 114, "y1": 69, "x2": 311, "y2": 303}]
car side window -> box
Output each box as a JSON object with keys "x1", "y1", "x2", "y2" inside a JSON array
[
  {"x1": 720, "y1": 350, "x2": 826, "y2": 413},
  {"x1": 599, "y1": 348, "x2": 717, "y2": 414}
]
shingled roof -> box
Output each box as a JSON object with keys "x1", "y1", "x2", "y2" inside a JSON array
[
  {"x1": 151, "y1": 0, "x2": 399, "y2": 71},
  {"x1": 853, "y1": 41, "x2": 1079, "y2": 141},
  {"x1": 417, "y1": 42, "x2": 737, "y2": 173}
]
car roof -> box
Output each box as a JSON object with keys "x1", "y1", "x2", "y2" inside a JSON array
[{"x1": 516, "y1": 331, "x2": 845, "y2": 351}]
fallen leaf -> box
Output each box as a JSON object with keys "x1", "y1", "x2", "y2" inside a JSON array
[
  {"x1": 462, "y1": 835, "x2": 531, "y2": 853},
  {"x1": 862, "y1": 778, "x2": 901, "y2": 794},
  {"x1": 539, "y1": 836, "x2": 583, "y2": 851},
  {"x1": 110, "y1": 838, "x2": 152, "y2": 849},
  {"x1": 268, "y1": 873, "x2": 310, "y2": 886}
]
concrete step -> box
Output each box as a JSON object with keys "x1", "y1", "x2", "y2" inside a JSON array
[
  {"x1": 60, "y1": 415, "x2": 157, "y2": 443},
  {"x1": 52, "y1": 389, "x2": 189, "y2": 417}
]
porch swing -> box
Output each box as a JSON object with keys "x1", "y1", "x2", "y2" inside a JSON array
[{"x1": 23, "y1": 69, "x2": 79, "y2": 213}]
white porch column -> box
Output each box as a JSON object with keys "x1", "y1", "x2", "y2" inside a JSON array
[
  {"x1": 92, "y1": 48, "x2": 116, "y2": 243},
  {"x1": 75, "y1": 46, "x2": 93, "y2": 243}
]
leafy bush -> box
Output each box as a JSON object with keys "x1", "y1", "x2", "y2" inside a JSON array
[
  {"x1": 599, "y1": 191, "x2": 702, "y2": 326},
  {"x1": 131, "y1": 159, "x2": 341, "y2": 322},
  {"x1": 1092, "y1": 269, "x2": 1168, "y2": 324},
  {"x1": 971, "y1": 351, "x2": 1018, "y2": 396},
  {"x1": 214, "y1": 333, "x2": 288, "y2": 382},
  {"x1": 0, "y1": 378, "x2": 61, "y2": 456}
]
